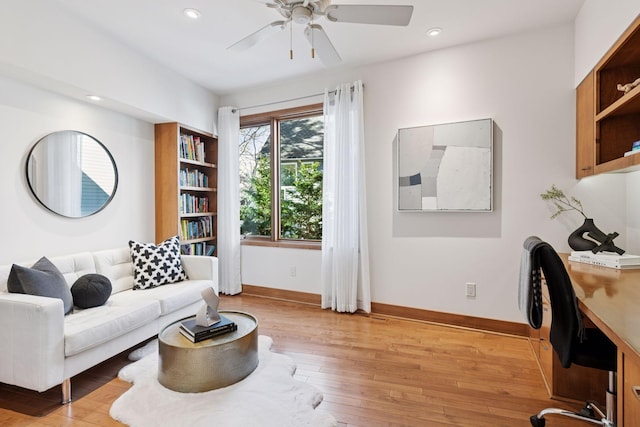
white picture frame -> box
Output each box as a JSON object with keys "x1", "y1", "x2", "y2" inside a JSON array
[{"x1": 397, "y1": 118, "x2": 493, "y2": 212}]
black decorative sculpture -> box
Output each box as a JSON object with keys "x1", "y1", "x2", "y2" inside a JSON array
[
  {"x1": 567, "y1": 218, "x2": 624, "y2": 254},
  {"x1": 540, "y1": 185, "x2": 625, "y2": 254}
]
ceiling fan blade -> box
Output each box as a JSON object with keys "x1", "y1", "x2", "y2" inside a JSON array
[
  {"x1": 304, "y1": 24, "x2": 341, "y2": 66},
  {"x1": 253, "y1": 0, "x2": 284, "y2": 8},
  {"x1": 227, "y1": 20, "x2": 287, "y2": 52},
  {"x1": 325, "y1": 5, "x2": 413, "y2": 26}
]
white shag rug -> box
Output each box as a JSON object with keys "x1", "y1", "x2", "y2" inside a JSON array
[{"x1": 110, "y1": 336, "x2": 337, "y2": 427}]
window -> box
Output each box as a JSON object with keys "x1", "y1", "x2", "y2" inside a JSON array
[{"x1": 239, "y1": 104, "x2": 323, "y2": 246}]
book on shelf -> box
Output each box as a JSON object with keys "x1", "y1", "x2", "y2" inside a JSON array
[
  {"x1": 624, "y1": 140, "x2": 640, "y2": 157},
  {"x1": 180, "y1": 168, "x2": 209, "y2": 188},
  {"x1": 179, "y1": 134, "x2": 206, "y2": 163},
  {"x1": 180, "y1": 242, "x2": 215, "y2": 256},
  {"x1": 180, "y1": 216, "x2": 213, "y2": 240},
  {"x1": 569, "y1": 251, "x2": 640, "y2": 269},
  {"x1": 179, "y1": 314, "x2": 237, "y2": 343},
  {"x1": 180, "y1": 193, "x2": 209, "y2": 214},
  {"x1": 178, "y1": 168, "x2": 209, "y2": 188}
]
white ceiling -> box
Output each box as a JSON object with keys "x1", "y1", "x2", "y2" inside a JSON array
[{"x1": 51, "y1": 0, "x2": 585, "y2": 95}]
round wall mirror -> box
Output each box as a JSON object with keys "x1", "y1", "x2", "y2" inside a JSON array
[{"x1": 26, "y1": 130, "x2": 118, "y2": 218}]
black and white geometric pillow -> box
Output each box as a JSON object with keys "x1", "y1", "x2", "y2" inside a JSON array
[{"x1": 128, "y1": 236, "x2": 188, "y2": 290}]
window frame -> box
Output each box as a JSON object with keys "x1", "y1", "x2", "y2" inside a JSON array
[{"x1": 240, "y1": 103, "x2": 323, "y2": 250}]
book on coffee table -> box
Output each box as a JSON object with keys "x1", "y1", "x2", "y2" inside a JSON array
[{"x1": 179, "y1": 315, "x2": 237, "y2": 343}]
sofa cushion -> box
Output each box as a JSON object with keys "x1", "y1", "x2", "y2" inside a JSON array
[
  {"x1": 63, "y1": 296, "x2": 160, "y2": 356},
  {"x1": 93, "y1": 247, "x2": 134, "y2": 294},
  {"x1": 116, "y1": 279, "x2": 212, "y2": 315},
  {"x1": 129, "y1": 236, "x2": 187, "y2": 290},
  {"x1": 48, "y1": 252, "x2": 96, "y2": 287},
  {"x1": 71, "y1": 274, "x2": 112, "y2": 309},
  {"x1": 7, "y1": 257, "x2": 73, "y2": 315}
]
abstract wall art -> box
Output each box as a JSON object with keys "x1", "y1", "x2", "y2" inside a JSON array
[{"x1": 397, "y1": 118, "x2": 493, "y2": 212}]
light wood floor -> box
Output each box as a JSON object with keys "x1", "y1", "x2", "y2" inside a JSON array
[{"x1": 0, "y1": 294, "x2": 587, "y2": 426}]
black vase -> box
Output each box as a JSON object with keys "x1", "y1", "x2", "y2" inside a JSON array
[
  {"x1": 568, "y1": 218, "x2": 599, "y2": 251},
  {"x1": 568, "y1": 218, "x2": 625, "y2": 254}
]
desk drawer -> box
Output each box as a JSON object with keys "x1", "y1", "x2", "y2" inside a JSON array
[
  {"x1": 539, "y1": 301, "x2": 553, "y2": 385},
  {"x1": 623, "y1": 353, "x2": 640, "y2": 426}
]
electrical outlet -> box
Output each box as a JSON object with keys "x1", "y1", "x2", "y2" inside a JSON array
[
  {"x1": 289, "y1": 266, "x2": 296, "y2": 277},
  {"x1": 465, "y1": 282, "x2": 476, "y2": 298}
]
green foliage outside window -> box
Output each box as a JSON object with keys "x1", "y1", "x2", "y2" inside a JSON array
[
  {"x1": 281, "y1": 161, "x2": 323, "y2": 239},
  {"x1": 241, "y1": 158, "x2": 323, "y2": 240},
  {"x1": 240, "y1": 156, "x2": 272, "y2": 236}
]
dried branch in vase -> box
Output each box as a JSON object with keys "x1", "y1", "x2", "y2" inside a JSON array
[{"x1": 540, "y1": 184, "x2": 587, "y2": 220}]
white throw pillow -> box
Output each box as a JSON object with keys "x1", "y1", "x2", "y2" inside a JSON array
[{"x1": 128, "y1": 236, "x2": 187, "y2": 290}]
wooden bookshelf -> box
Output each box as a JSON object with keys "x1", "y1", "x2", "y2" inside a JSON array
[{"x1": 155, "y1": 122, "x2": 218, "y2": 256}]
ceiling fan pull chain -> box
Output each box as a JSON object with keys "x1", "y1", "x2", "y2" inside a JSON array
[
  {"x1": 289, "y1": 21, "x2": 293, "y2": 60},
  {"x1": 311, "y1": 20, "x2": 315, "y2": 59}
]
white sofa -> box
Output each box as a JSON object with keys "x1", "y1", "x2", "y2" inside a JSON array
[{"x1": 0, "y1": 247, "x2": 218, "y2": 402}]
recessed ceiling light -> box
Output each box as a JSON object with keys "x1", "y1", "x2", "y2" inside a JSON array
[
  {"x1": 183, "y1": 8, "x2": 201, "y2": 19},
  {"x1": 86, "y1": 95, "x2": 102, "y2": 101},
  {"x1": 427, "y1": 27, "x2": 442, "y2": 37}
]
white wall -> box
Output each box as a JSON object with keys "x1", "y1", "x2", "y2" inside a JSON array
[
  {"x1": 574, "y1": 0, "x2": 640, "y2": 85},
  {"x1": 241, "y1": 246, "x2": 321, "y2": 294},
  {"x1": 223, "y1": 24, "x2": 628, "y2": 323},
  {"x1": 627, "y1": 176, "x2": 640, "y2": 254},
  {"x1": 0, "y1": 76, "x2": 155, "y2": 264},
  {"x1": 0, "y1": 0, "x2": 219, "y2": 134}
]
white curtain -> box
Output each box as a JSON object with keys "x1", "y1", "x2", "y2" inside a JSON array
[
  {"x1": 217, "y1": 107, "x2": 242, "y2": 295},
  {"x1": 42, "y1": 132, "x2": 83, "y2": 217},
  {"x1": 321, "y1": 80, "x2": 371, "y2": 313}
]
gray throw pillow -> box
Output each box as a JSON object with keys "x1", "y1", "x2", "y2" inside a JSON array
[
  {"x1": 7, "y1": 257, "x2": 73, "y2": 315},
  {"x1": 71, "y1": 274, "x2": 112, "y2": 309}
]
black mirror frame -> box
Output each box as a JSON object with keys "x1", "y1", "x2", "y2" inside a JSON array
[{"x1": 25, "y1": 130, "x2": 119, "y2": 218}]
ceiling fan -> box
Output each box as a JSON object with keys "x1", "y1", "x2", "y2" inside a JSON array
[{"x1": 227, "y1": 0, "x2": 414, "y2": 65}]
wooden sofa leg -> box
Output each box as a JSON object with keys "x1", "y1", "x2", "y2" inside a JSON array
[{"x1": 61, "y1": 378, "x2": 71, "y2": 404}]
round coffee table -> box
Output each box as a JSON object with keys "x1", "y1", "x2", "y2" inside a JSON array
[{"x1": 157, "y1": 310, "x2": 258, "y2": 392}]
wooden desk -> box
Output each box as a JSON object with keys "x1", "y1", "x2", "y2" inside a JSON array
[{"x1": 562, "y1": 254, "x2": 640, "y2": 426}]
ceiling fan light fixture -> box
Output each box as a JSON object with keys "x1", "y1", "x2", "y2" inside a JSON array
[
  {"x1": 183, "y1": 8, "x2": 201, "y2": 20},
  {"x1": 291, "y1": 5, "x2": 313, "y2": 25},
  {"x1": 427, "y1": 27, "x2": 442, "y2": 37}
]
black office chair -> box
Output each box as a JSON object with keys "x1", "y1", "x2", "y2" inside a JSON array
[{"x1": 522, "y1": 238, "x2": 617, "y2": 427}]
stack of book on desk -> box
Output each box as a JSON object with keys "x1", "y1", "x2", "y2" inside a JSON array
[
  {"x1": 569, "y1": 251, "x2": 640, "y2": 269},
  {"x1": 179, "y1": 315, "x2": 237, "y2": 343}
]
